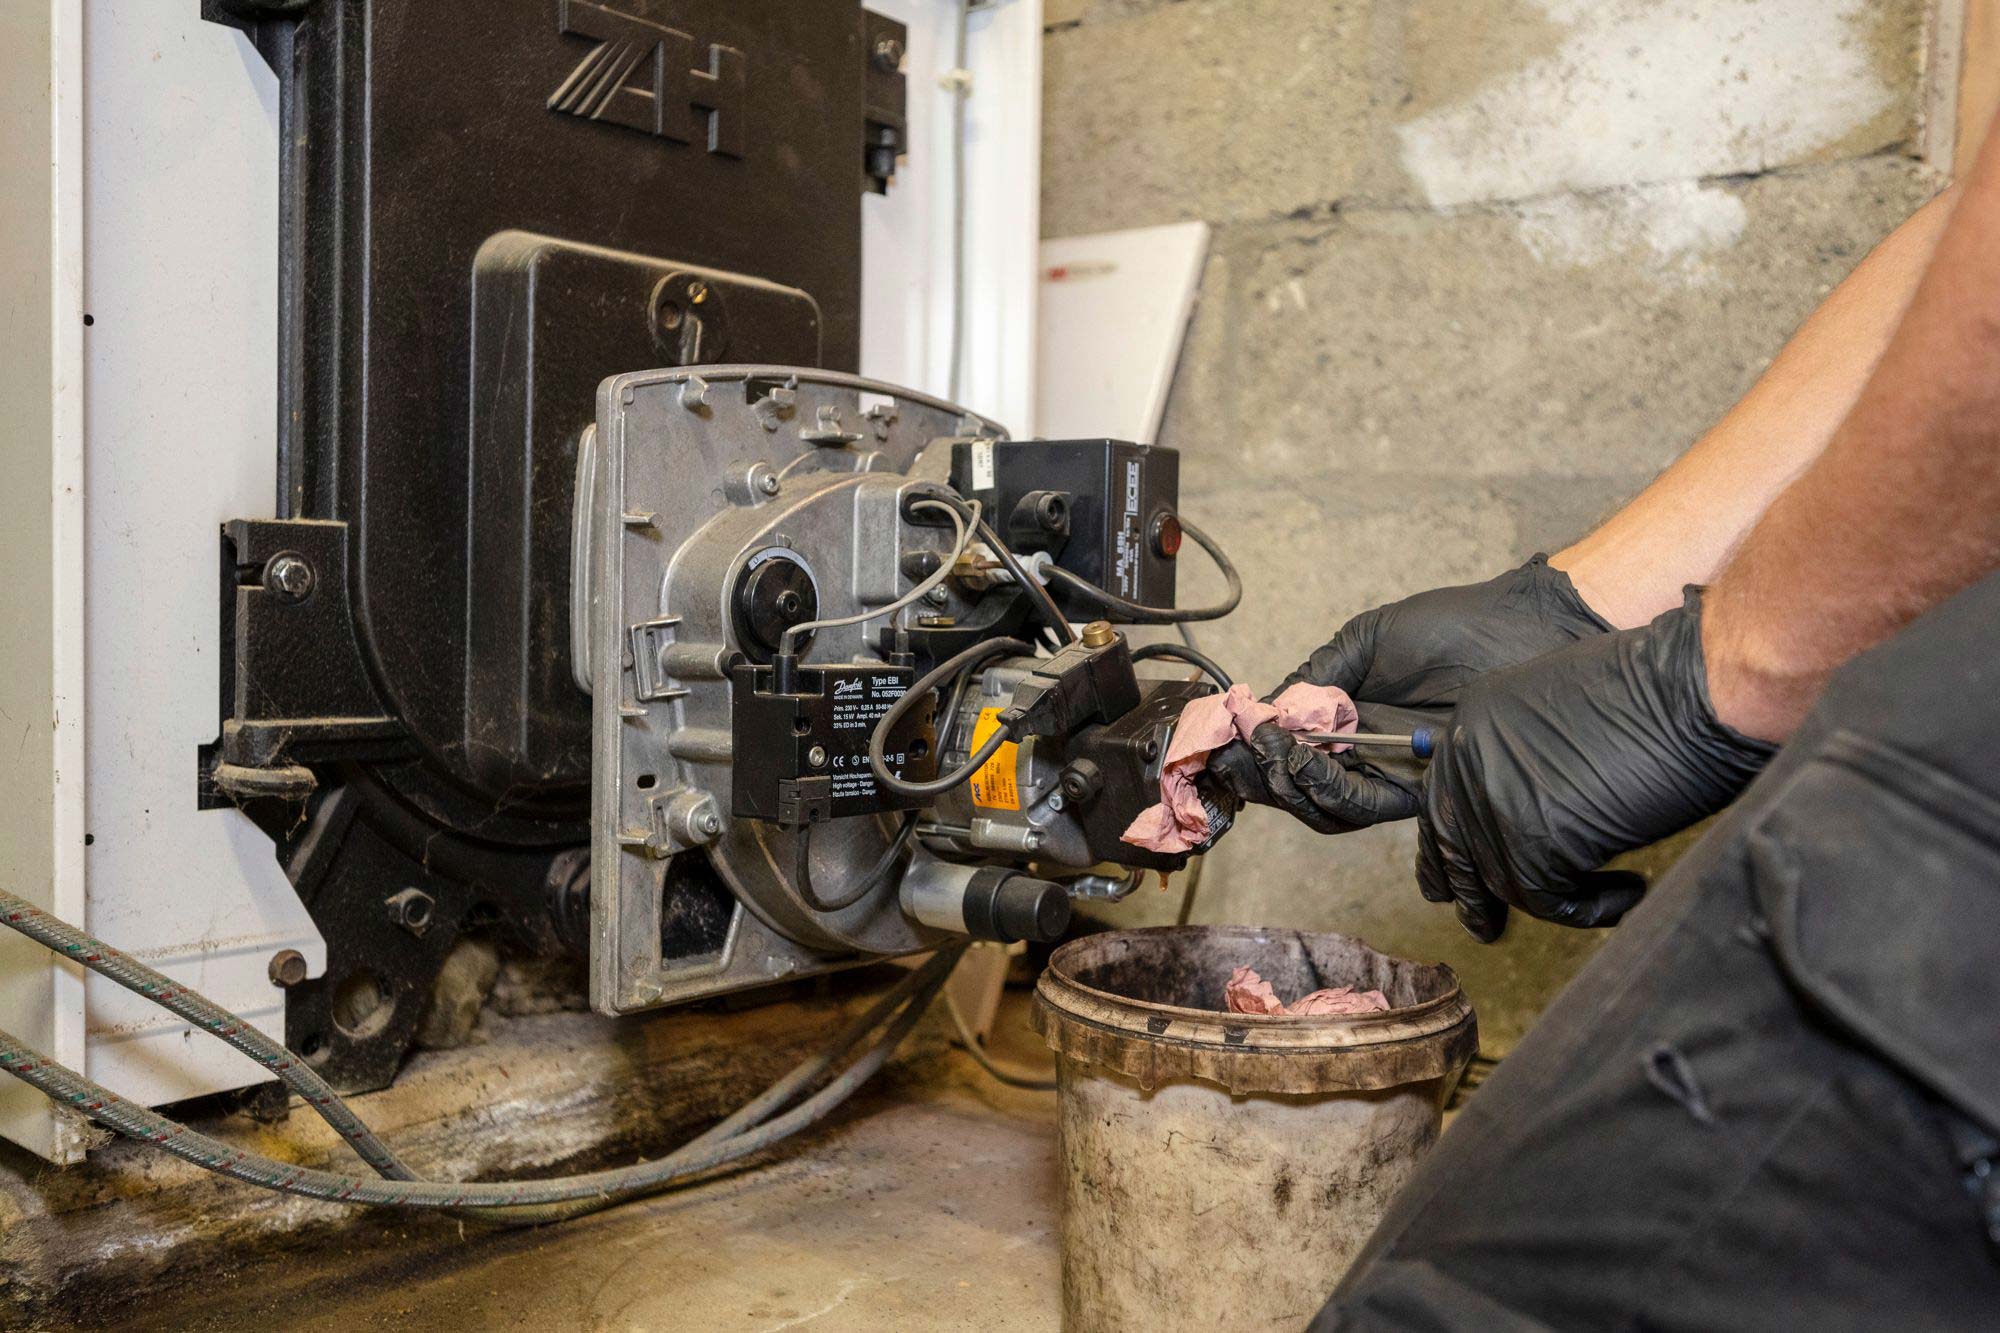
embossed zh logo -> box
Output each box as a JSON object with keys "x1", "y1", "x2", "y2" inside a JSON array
[{"x1": 548, "y1": 0, "x2": 746, "y2": 157}]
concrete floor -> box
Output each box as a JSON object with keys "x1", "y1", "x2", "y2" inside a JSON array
[{"x1": 112, "y1": 999, "x2": 1064, "y2": 1333}]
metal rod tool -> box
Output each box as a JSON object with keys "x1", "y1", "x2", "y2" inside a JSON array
[{"x1": 1300, "y1": 728, "x2": 1439, "y2": 759}]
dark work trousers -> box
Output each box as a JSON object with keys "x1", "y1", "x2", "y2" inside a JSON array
[{"x1": 1316, "y1": 571, "x2": 2000, "y2": 1331}]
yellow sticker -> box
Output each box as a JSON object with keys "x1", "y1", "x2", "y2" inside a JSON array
[{"x1": 968, "y1": 706, "x2": 1021, "y2": 811}]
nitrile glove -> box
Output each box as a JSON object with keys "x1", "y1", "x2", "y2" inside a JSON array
[{"x1": 1208, "y1": 556, "x2": 1611, "y2": 833}]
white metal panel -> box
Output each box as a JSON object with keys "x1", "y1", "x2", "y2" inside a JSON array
[
  {"x1": 0, "y1": 0, "x2": 90, "y2": 1167},
  {"x1": 76, "y1": 3, "x2": 324, "y2": 1111},
  {"x1": 1037, "y1": 222, "x2": 1211, "y2": 442},
  {"x1": 861, "y1": 0, "x2": 1043, "y2": 436}
]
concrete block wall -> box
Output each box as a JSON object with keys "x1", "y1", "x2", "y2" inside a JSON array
[{"x1": 1042, "y1": 0, "x2": 1944, "y2": 1050}]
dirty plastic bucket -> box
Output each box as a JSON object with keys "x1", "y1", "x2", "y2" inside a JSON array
[{"x1": 1033, "y1": 925, "x2": 1477, "y2": 1331}]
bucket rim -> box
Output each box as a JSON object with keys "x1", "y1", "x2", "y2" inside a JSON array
[
  {"x1": 1032, "y1": 925, "x2": 1479, "y2": 1094},
  {"x1": 1049, "y1": 924, "x2": 1466, "y2": 1033}
]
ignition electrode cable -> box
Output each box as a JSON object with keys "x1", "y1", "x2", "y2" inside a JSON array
[{"x1": 777, "y1": 495, "x2": 978, "y2": 662}]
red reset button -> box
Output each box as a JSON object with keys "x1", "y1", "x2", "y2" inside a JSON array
[{"x1": 1150, "y1": 511, "x2": 1183, "y2": 559}]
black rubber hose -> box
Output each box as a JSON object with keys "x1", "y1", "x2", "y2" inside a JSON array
[
  {"x1": 869, "y1": 638, "x2": 1031, "y2": 799},
  {"x1": 791, "y1": 640, "x2": 994, "y2": 914},
  {"x1": 978, "y1": 512, "x2": 1077, "y2": 644},
  {"x1": 923, "y1": 488, "x2": 1076, "y2": 645},
  {"x1": 794, "y1": 813, "x2": 919, "y2": 913},
  {"x1": 1130, "y1": 641, "x2": 1233, "y2": 689},
  {"x1": 1041, "y1": 517, "x2": 1241, "y2": 624}
]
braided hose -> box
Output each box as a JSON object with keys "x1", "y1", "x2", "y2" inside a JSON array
[
  {"x1": 0, "y1": 889, "x2": 415, "y2": 1179},
  {"x1": 0, "y1": 884, "x2": 965, "y2": 1214},
  {"x1": 0, "y1": 945, "x2": 961, "y2": 1210}
]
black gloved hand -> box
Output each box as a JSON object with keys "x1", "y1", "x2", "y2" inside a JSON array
[
  {"x1": 1417, "y1": 588, "x2": 1776, "y2": 942},
  {"x1": 1207, "y1": 555, "x2": 1610, "y2": 833}
]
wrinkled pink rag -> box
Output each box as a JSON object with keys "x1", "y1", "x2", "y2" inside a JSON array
[
  {"x1": 1224, "y1": 966, "x2": 1391, "y2": 1016},
  {"x1": 1120, "y1": 681, "x2": 1361, "y2": 855}
]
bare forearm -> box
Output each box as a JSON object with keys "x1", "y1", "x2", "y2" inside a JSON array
[
  {"x1": 1706, "y1": 135, "x2": 2000, "y2": 740},
  {"x1": 1553, "y1": 185, "x2": 1958, "y2": 629}
]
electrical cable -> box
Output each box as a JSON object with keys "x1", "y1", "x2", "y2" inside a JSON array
[
  {"x1": 786, "y1": 596, "x2": 993, "y2": 915},
  {"x1": 793, "y1": 813, "x2": 919, "y2": 914},
  {"x1": 1041, "y1": 517, "x2": 1241, "y2": 624},
  {"x1": 925, "y1": 489, "x2": 1076, "y2": 645},
  {"x1": 1130, "y1": 641, "x2": 1233, "y2": 690},
  {"x1": 1174, "y1": 853, "x2": 1205, "y2": 927},
  {"x1": 979, "y1": 512, "x2": 1075, "y2": 645},
  {"x1": 943, "y1": 987, "x2": 1058, "y2": 1092},
  {"x1": 0, "y1": 922, "x2": 967, "y2": 1212},
  {"x1": 779, "y1": 496, "x2": 976, "y2": 660},
  {"x1": 869, "y1": 637, "x2": 1031, "y2": 799}
]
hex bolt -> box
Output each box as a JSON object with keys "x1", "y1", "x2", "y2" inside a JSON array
[
  {"x1": 1061, "y1": 759, "x2": 1103, "y2": 805},
  {"x1": 807, "y1": 744, "x2": 829, "y2": 769},
  {"x1": 385, "y1": 887, "x2": 435, "y2": 938},
  {"x1": 264, "y1": 553, "x2": 315, "y2": 603},
  {"x1": 267, "y1": 949, "x2": 308, "y2": 988}
]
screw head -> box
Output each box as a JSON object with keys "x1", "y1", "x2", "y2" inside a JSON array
[
  {"x1": 268, "y1": 949, "x2": 308, "y2": 988},
  {"x1": 688, "y1": 280, "x2": 709, "y2": 304},
  {"x1": 1080, "y1": 620, "x2": 1117, "y2": 649},
  {"x1": 807, "y1": 744, "x2": 829, "y2": 768},
  {"x1": 264, "y1": 553, "x2": 315, "y2": 602},
  {"x1": 873, "y1": 36, "x2": 904, "y2": 70},
  {"x1": 925, "y1": 584, "x2": 950, "y2": 606},
  {"x1": 698, "y1": 808, "x2": 723, "y2": 836},
  {"x1": 759, "y1": 471, "x2": 782, "y2": 495}
]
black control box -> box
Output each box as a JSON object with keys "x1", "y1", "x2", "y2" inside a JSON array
[
  {"x1": 730, "y1": 662, "x2": 938, "y2": 826},
  {"x1": 949, "y1": 439, "x2": 1181, "y2": 618},
  {"x1": 1054, "y1": 677, "x2": 1230, "y2": 872}
]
